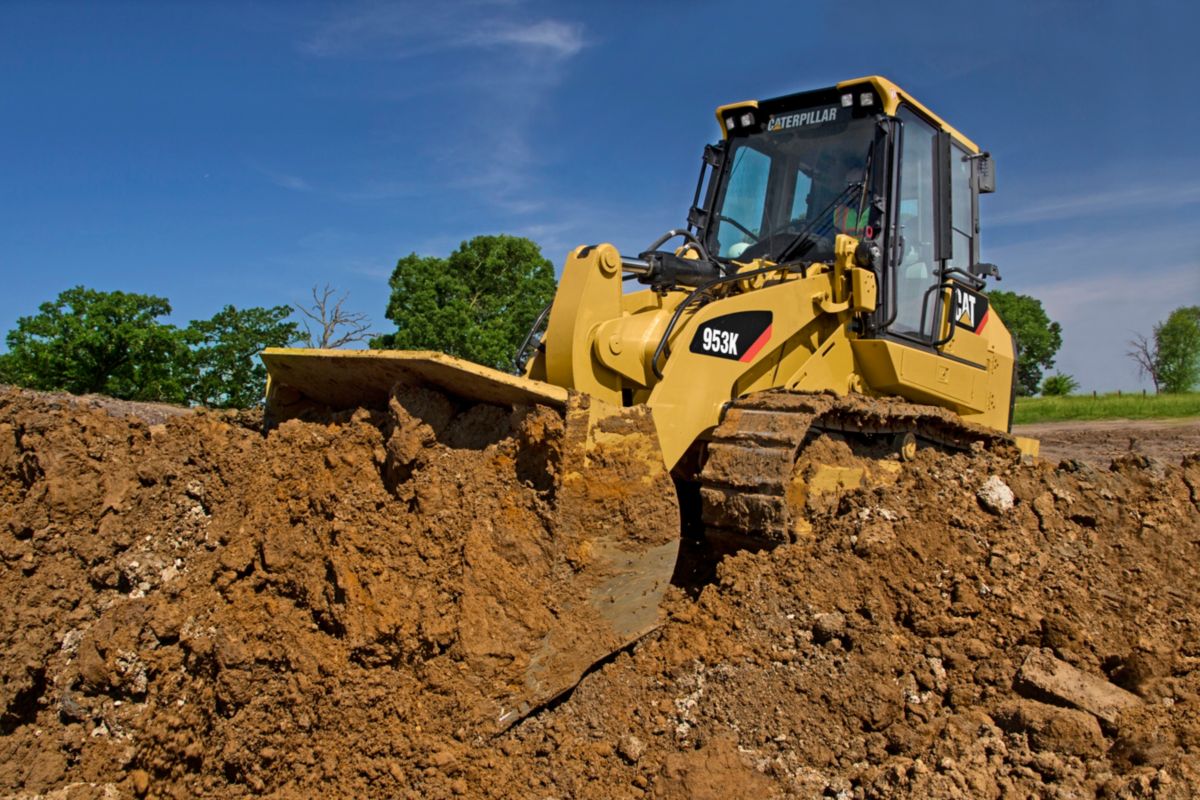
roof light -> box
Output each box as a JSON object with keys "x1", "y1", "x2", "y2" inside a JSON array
[
  {"x1": 740, "y1": 112, "x2": 754, "y2": 127},
  {"x1": 841, "y1": 93, "x2": 853, "y2": 107},
  {"x1": 860, "y1": 93, "x2": 874, "y2": 106},
  {"x1": 725, "y1": 116, "x2": 736, "y2": 131}
]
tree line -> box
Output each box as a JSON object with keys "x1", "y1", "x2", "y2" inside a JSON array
[
  {"x1": 1, "y1": 234, "x2": 1195, "y2": 407},
  {"x1": 0, "y1": 284, "x2": 377, "y2": 408},
  {"x1": 1128, "y1": 306, "x2": 1200, "y2": 394},
  {"x1": 962, "y1": 294, "x2": 1198, "y2": 397},
  {"x1": 0, "y1": 235, "x2": 554, "y2": 408}
]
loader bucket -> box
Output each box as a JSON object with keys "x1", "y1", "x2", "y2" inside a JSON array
[{"x1": 260, "y1": 348, "x2": 680, "y2": 730}]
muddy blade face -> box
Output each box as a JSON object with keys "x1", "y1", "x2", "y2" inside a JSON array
[
  {"x1": 261, "y1": 348, "x2": 680, "y2": 732},
  {"x1": 494, "y1": 396, "x2": 681, "y2": 728}
]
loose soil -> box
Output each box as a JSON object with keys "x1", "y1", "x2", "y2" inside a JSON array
[{"x1": 2, "y1": 386, "x2": 1199, "y2": 799}]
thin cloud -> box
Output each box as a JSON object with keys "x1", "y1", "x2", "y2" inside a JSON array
[
  {"x1": 982, "y1": 213, "x2": 1199, "y2": 391},
  {"x1": 990, "y1": 180, "x2": 1200, "y2": 226},
  {"x1": 983, "y1": 222, "x2": 1200, "y2": 282},
  {"x1": 299, "y1": 3, "x2": 586, "y2": 61},
  {"x1": 250, "y1": 162, "x2": 312, "y2": 192},
  {"x1": 333, "y1": 180, "x2": 414, "y2": 203},
  {"x1": 298, "y1": 4, "x2": 443, "y2": 58},
  {"x1": 296, "y1": 227, "x2": 360, "y2": 250},
  {"x1": 296, "y1": 3, "x2": 587, "y2": 214},
  {"x1": 1022, "y1": 266, "x2": 1198, "y2": 325},
  {"x1": 343, "y1": 261, "x2": 394, "y2": 281},
  {"x1": 1016, "y1": 264, "x2": 1199, "y2": 392},
  {"x1": 465, "y1": 19, "x2": 584, "y2": 58}
]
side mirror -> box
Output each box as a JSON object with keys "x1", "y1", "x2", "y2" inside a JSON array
[
  {"x1": 974, "y1": 153, "x2": 996, "y2": 194},
  {"x1": 970, "y1": 262, "x2": 1001, "y2": 281}
]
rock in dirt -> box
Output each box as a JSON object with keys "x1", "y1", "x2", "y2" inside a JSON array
[
  {"x1": 976, "y1": 474, "x2": 1015, "y2": 514},
  {"x1": 1016, "y1": 648, "x2": 1142, "y2": 724},
  {"x1": 812, "y1": 611, "x2": 846, "y2": 643},
  {"x1": 617, "y1": 733, "x2": 646, "y2": 763},
  {"x1": 993, "y1": 699, "x2": 1106, "y2": 757},
  {"x1": 656, "y1": 736, "x2": 772, "y2": 800}
]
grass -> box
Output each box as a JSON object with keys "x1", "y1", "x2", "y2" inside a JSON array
[{"x1": 1013, "y1": 392, "x2": 1200, "y2": 425}]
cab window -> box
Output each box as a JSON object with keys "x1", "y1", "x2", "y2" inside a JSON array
[
  {"x1": 713, "y1": 146, "x2": 770, "y2": 258},
  {"x1": 947, "y1": 144, "x2": 974, "y2": 272},
  {"x1": 789, "y1": 170, "x2": 813, "y2": 221},
  {"x1": 892, "y1": 108, "x2": 939, "y2": 337}
]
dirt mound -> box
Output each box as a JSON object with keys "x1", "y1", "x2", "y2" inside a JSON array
[{"x1": 2, "y1": 385, "x2": 1199, "y2": 799}]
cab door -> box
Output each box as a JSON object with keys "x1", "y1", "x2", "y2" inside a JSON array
[
  {"x1": 856, "y1": 103, "x2": 1016, "y2": 428},
  {"x1": 887, "y1": 106, "x2": 945, "y2": 342},
  {"x1": 857, "y1": 106, "x2": 989, "y2": 414},
  {"x1": 937, "y1": 138, "x2": 993, "y2": 370}
]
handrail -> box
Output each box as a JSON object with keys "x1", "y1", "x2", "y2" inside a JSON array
[
  {"x1": 919, "y1": 281, "x2": 958, "y2": 348},
  {"x1": 941, "y1": 267, "x2": 985, "y2": 290}
]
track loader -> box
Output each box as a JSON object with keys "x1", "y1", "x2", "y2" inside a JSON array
[{"x1": 261, "y1": 76, "x2": 1035, "y2": 728}]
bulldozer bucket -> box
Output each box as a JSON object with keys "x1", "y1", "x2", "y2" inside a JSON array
[{"x1": 260, "y1": 348, "x2": 680, "y2": 730}]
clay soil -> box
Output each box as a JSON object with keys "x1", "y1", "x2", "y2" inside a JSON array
[{"x1": 2, "y1": 386, "x2": 1199, "y2": 799}]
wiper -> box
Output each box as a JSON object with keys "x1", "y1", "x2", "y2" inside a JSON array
[{"x1": 774, "y1": 180, "x2": 863, "y2": 265}]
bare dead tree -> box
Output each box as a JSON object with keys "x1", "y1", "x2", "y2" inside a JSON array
[
  {"x1": 1127, "y1": 332, "x2": 1161, "y2": 393},
  {"x1": 297, "y1": 285, "x2": 375, "y2": 348}
]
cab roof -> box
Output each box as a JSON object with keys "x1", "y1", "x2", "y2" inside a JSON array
[{"x1": 715, "y1": 75, "x2": 980, "y2": 153}]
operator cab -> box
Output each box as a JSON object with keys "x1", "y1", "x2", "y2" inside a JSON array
[
  {"x1": 690, "y1": 76, "x2": 998, "y2": 347},
  {"x1": 705, "y1": 87, "x2": 879, "y2": 265}
]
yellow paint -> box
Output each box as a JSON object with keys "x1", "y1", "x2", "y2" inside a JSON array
[
  {"x1": 1014, "y1": 436, "x2": 1040, "y2": 458},
  {"x1": 807, "y1": 465, "x2": 865, "y2": 494},
  {"x1": 836, "y1": 75, "x2": 980, "y2": 153},
  {"x1": 266, "y1": 77, "x2": 1028, "y2": 474},
  {"x1": 542, "y1": 244, "x2": 624, "y2": 405},
  {"x1": 849, "y1": 267, "x2": 877, "y2": 313},
  {"x1": 644, "y1": 269, "x2": 845, "y2": 467},
  {"x1": 714, "y1": 100, "x2": 759, "y2": 140},
  {"x1": 714, "y1": 76, "x2": 979, "y2": 153}
]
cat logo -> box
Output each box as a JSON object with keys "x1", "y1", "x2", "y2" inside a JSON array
[
  {"x1": 953, "y1": 285, "x2": 990, "y2": 334},
  {"x1": 766, "y1": 106, "x2": 839, "y2": 132}
]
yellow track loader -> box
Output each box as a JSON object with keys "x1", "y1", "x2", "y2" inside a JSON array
[{"x1": 261, "y1": 76, "x2": 1035, "y2": 728}]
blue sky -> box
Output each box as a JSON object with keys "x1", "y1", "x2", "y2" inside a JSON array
[{"x1": 2, "y1": 0, "x2": 1197, "y2": 391}]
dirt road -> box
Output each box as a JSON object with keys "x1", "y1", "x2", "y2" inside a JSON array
[{"x1": 1015, "y1": 416, "x2": 1200, "y2": 465}]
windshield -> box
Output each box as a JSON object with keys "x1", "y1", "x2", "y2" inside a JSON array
[{"x1": 707, "y1": 109, "x2": 877, "y2": 263}]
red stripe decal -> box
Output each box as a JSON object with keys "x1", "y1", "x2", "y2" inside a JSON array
[
  {"x1": 739, "y1": 324, "x2": 773, "y2": 362},
  {"x1": 975, "y1": 308, "x2": 989, "y2": 334}
]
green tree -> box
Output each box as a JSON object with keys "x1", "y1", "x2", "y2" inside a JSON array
[
  {"x1": 1130, "y1": 306, "x2": 1200, "y2": 393},
  {"x1": 1040, "y1": 373, "x2": 1078, "y2": 396},
  {"x1": 184, "y1": 305, "x2": 299, "y2": 408},
  {"x1": 373, "y1": 235, "x2": 557, "y2": 370},
  {"x1": 0, "y1": 286, "x2": 189, "y2": 401},
  {"x1": 989, "y1": 291, "x2": 1064, "y2": 396}
]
